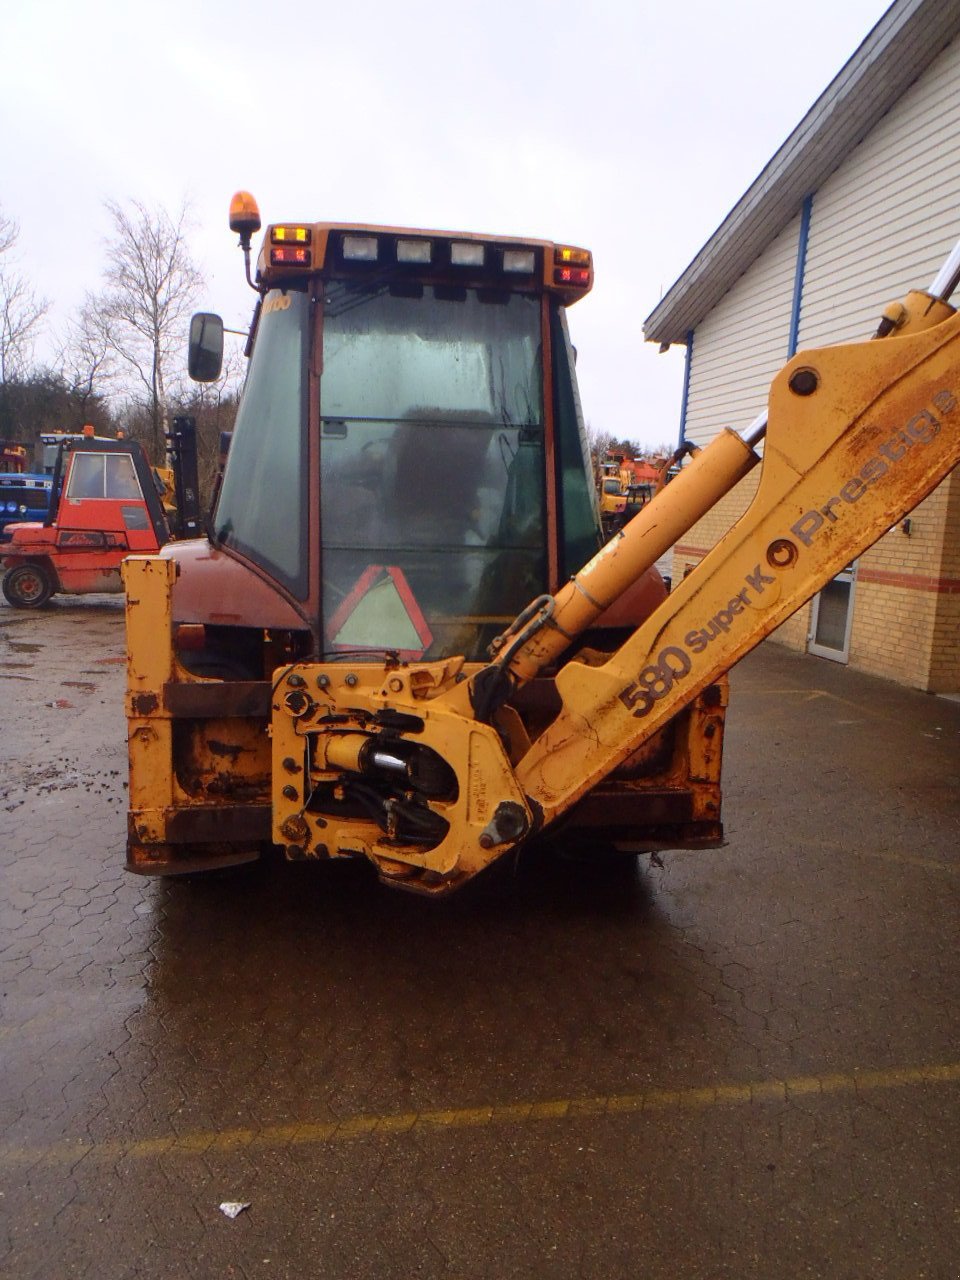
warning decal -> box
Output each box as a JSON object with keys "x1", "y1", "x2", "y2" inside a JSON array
[{"x1": 326, "y1": 565, "x2": 433, "y2": 660}]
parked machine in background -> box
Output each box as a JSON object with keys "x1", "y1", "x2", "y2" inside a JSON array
[
  {"x1": 596, "y1": 453, "x2": 658, "y2": 537},
  {"x1": 1, "y1": 421, "x2": 200, "y2": 608},
  {"x1": 122, "y1": 193, "x2": 960, "y2": 894},
  {"x1": 1, "y1": 442, "x2": 30, "y2": 473},
  {"x1": 0, "y1": 439, "x2": 52, "y2": 543},
  {"x1": 0, "y1": 472, "x2": 51, "y2": 543},
  {"x1": 595, "y1": 455, "x2": 629, "y2": 537}
]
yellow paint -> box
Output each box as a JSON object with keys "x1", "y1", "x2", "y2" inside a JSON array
[{"x1": 2, "y1": 1061, "x2": 958, "y2": 1169}]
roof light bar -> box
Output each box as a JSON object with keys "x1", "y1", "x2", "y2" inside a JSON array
[
  {"x1": 451, "y1": 242, "x2": 484, "y2": 267},
  {"x1": 555, "y1": 266, "x2": 591, "y2": 286},
  {"x1": 342, "y1": 235, "x2": 379, "y2": 262},
  {"x1": 272, "y1": 225, "x2": 312, "y2": 245},
  {"x1": 555, "y1": 246, "x2": 591, "y2": 267},
  {"x1": 397, "y1": 239, "x2": 432, "y2": 264},
  {"x1": 503, "y1": 249, "x2": 535, "y2": 274},
  {"x1": 270, "y1": 246, "x2": 312, "y2": 267}
]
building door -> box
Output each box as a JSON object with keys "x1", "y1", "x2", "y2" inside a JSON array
[{"x1": 808, "y1": 562, "x2": 858, "y2": 663}]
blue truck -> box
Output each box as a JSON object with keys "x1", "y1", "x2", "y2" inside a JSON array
[{"x1": 0, "y1": 439, "x2": 52, "y2": 542}]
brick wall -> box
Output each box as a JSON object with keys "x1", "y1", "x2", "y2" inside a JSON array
[{"x1": 928, "y1": 468, "x2": 960, "y2": 692}]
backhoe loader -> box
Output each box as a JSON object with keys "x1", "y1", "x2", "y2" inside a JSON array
[{"x1": 122, "y1": 193, "x2": 960, "y2": 893}]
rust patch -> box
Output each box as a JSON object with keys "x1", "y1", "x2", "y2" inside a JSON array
[
  {"x1": 132, "y1": 692, "x2": 160, "y2": 716},
  {"x1": 702, "y1": 684, "x2": 723, "y2": 708},
  {"x1": 164, "y1": 680, "x2": 272, "y2": 718},
  {"x1": 166, "y1": 805, "x2": 272, "y2": 842},
  {"x1": 202, "y1": 773, "x2": 268, "y2": 801},
  {"x1": 207, "y1": 739, "x2": 247, "y2": 762}
]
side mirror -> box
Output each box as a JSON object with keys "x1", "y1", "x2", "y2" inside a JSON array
[{"x1": 188, "y1": 312, "x2": 224, "y2": 382}]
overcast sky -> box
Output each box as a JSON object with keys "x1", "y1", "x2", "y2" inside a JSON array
[{"x1": 4, "y1": 0, "x2": 892, "y2": 449}]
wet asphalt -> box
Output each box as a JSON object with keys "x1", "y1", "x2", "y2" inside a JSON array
[{"x1": 0, "y1": 595, "x2": 958, "y2": 1279}]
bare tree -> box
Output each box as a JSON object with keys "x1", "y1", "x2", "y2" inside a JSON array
[
  {"x1": 182, "y1": 345, "x2": 244, "y2": 494},
  {"x1": 0, "y1": 208, "x2": 49, "y2": 386},
  {"x1": 640, "y1": 439, "x2": 678, "y2": 462},
  {"x1": 57, "y1": 296, "x2": 114, "y2": 427},
  {"x1": 586, "y1": 423, "x2": 616, "y2": 469},
  {"x1": 93, "y1": 199, "x2": 203, "y2": 458}
]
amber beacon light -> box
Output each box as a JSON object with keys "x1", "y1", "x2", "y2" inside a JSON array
[{"x1": 229, "y1": 191, "x2": 263, "y2": 289}]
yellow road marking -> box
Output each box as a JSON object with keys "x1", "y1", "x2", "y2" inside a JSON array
[
  {"x1": 1, "y1": 1061, "x2": 958, "y2": 1169},
  {"x1": 741, "y1": 686, "x2": 894, "y2": 722}
]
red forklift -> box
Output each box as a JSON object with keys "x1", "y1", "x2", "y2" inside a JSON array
[{"x1": 0, "y1": 419, "x2": 201, "y2": 609}]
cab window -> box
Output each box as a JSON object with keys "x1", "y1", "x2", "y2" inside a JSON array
[
  {"x1": 214, "y1": 288, "x2": 309, "y2": 597},
  {"x1": 67, "y1": 453, "x2": 142, "y2": 500},
  {"x1": 318, "y1": 285, "x2": 546, "y2": 659}
]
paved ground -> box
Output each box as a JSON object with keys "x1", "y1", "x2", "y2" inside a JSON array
[{"x1": 0, "y1": 594, "x2": 958, "y2": 1279}]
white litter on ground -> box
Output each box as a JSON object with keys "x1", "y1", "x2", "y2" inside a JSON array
[{"x1": 219, "y1": 1202, "x2": 251, "y2": 1219}]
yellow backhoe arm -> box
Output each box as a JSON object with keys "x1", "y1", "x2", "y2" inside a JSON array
[{"x1": 516, "y1": 293, "x2": 960, "y2": 825}]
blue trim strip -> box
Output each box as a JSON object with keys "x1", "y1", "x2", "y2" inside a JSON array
[
  {"x1": 788, "y1": 194, "x2": 814, "y2": 357},
  {"x1": 678, "y1": 329, "x2": 694, "y2": 446}
]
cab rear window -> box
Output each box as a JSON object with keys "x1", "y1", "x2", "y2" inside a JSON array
[{"x1": 67, "y1": 453, "x2": 143, "y2": 501}]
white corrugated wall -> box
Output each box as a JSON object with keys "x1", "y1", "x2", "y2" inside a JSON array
[
  {"x1": 683, "y1": 33, "x2": 960, "y2": 446},
  {"x1": 682, "y1": 213, "x2": 800, "y2": 447},
  {"x1": 799, "y1": 34, "x2": 960, "y2": 347},
  {"x1": 676, "y1": 30, "x2": 960, "y2": 690}
]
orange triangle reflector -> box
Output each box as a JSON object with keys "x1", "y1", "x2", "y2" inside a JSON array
[{"x1": 327, "y1": 565, "x2": 433, "y2": 660}]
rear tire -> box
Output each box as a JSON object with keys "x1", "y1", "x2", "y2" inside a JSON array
[{"x1": 2, "y1": 562, "x2": 55, "y2": 608}]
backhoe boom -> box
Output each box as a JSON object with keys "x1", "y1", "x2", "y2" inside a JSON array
[{"x1": 517, "y1": 297, "x2": 960, "y2": 822}]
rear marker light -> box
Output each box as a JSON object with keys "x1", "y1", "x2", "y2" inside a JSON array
[
  {"x1": 503, "y1": 249, "x2": 535, "y2": 274},
  {"x1": 270, "y1": 246, "x2": 312, "y2": 266},
  {"x1": 272, "y1": 226, "x2": 312, "y2": 245},
  {"x1": 342, "y1": 235, "x2": 379, "y2": 261},
  {"x1": 397, "y1": 239, "x2": 432, "y2": 264},
  {"x1": 555, "y1": 246, "x2": 591, "y2": 267},
  {"x1": 451, "y1": 242, "x2": 484, "y2": 267},
  {"x1": 555, "y1": 266, "x2": 591, "y2": 286}
]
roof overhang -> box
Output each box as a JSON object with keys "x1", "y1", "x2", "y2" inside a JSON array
[{"x1": 643, "y1": 0, "x2": 960, "y2": 347}]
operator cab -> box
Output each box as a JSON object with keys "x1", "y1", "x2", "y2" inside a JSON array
[{"x1": 186, "y1": 209, "x2": 645, "y2": 663}]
